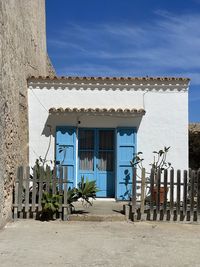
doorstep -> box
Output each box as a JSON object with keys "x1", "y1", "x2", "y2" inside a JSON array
[
  {"x1": 68, "y1": 214, "x2": 126, "y2": 222},
  {"x1": 68, "y1": 200, "x2": 128, "y2": 221}
]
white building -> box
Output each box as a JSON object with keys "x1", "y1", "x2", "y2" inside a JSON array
[{"x1": 28, "y1": 76, "x2": 190, "y2": 200}]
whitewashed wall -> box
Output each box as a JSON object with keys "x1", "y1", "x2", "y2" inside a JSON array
[{"x1": 28, "y1": 79, "x2": 189, "y2": 174}]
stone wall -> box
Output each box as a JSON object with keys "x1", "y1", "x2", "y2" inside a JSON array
[{"x1": 0, "y1": 0, "x2": 55, "y2": 227}]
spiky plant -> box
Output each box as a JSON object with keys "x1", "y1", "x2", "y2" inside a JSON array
[
  {"x1": 41, "y1": 191, "x2": 61, "y2": 220},
  {"x1": 77, "y1": 176, "x2": 99, "y2": 206}
]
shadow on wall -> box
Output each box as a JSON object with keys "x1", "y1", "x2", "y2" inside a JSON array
[
  {"x1": 42, "y1": 113, "x2": 144, "y2": 137},
  {"x1": 42, "y1": 114, "x2": 77, "y2": 137},
  {"x1": 119, "y1": 169, "x2": 132, "y2": 200}
]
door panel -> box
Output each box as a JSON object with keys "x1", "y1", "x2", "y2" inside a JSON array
[
  {"x1": 56, "y1": 127, "x2": 76, "y2": 187},
  {"x1": 98, "y1": 151, "x2": 114, "y2": 171},
  {"x1": 117, "y1": 128, "x2": 136, "y2": 200},
  {"x1": 78, "y1": 129, "x2": 115, "y2": 197},
  {"x1": 78, "y1": 129, "x2": 96, "y2": 183},
  {"x1": 79, "y1": 151, "x2": 94, "y2": 171},
  {"x1": 96, "y1": 130, "x2": 115, "y2": 197}
]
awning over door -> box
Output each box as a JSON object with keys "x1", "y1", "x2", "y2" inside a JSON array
[{"x1": 49, "y1": 107, "x2": 145, "y2": 117}]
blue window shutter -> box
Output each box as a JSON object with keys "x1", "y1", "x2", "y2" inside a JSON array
[
  {"x1": 56, "y1": 126, "x2": 76, "y2": 188},
  {"x1": 116, "y1": 128, "x2": 136, "y2": 200}
]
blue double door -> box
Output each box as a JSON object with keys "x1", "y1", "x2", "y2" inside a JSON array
[
  {"x1": 78, "y1": 129, "x2": 115, "y2": 197},
  {"x1": 56, "y1": 126, "x2": 136, "y2": 200}
]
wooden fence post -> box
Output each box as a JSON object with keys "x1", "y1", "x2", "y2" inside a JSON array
[
  {"x1": 13, "y1": 167, "x2": 20, "y2": 220},
  {"x1": 156, "y1": 169, "x2": 161, "y2": 220},
  {"x1": 38, "y1": 166, "x2": 44, "y2": 212},
  {"x1": 45, "y1": 165, "x2": 51, "y2": 192},
  {"x1": 140, "y1": 168, "x2": 146, "y2": 220},
  {"x1": 163, "y1": 169, "x2": 168, "y2": 221},
  {"x1": 132, "y1": 167, "x2": 137, "y2": 221},
  {"x1": 31, "y1": 166, "x2": 37, "y2": 219},
  {"x1": 18, "y1": 166, "x2": 24, "y2": 219},
  {"x1": 63, "y1": 166, "x2": 68, "y2": 221},
  {"x1": 150, "y1": 168, "x2": 155, "y2": 220},
  {"x1": 197, "y1": 170, "x2": 200, "y2": 222},
  {"x1": 52, "y1": 166, "x2": 57, "y2": 195},
  {"x1": 176, "y1": 170, "x2": 181, "y2": 221},
  {"x1": 58, "y1": 166, "x2": 63, "y2": 219},
  {"x1": 170, "y1": 169, "x2": 174, "y2": 221},
  {"x1": 25, "y1": 166, "x2": 30, "y2": 219},
  {"x1": 190, "y1": 170, "x2": 195, "y2": 221},
  {"x1": 183, "y1": 170, "x2": 188, "y2": 222}
]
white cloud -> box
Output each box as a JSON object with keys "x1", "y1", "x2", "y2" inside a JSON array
[{"x1": 48, "y1": 11, "x2": 200, "y2": 84}]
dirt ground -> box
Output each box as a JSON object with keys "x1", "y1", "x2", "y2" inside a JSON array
[{"x1": 0, "y1": 220, "x2": 200, "y2": 267}]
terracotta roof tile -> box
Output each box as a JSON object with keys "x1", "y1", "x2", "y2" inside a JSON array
[
  {"x1": 28, "y1": 75, "x2": 190, "y2": 82},
  {"x1": 49, "y1": 107, "x2": 145, "y2": 115}
]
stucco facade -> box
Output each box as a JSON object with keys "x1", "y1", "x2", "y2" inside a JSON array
[{"x1": 28, "y1": 77, "x2": 189, "y2": 199}]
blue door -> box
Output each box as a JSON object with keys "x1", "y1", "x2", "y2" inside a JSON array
[
  {"x1": 56, "y1": 127, "x2": 76, "y2": 188},
  {"x1": 116, "y1": 128, "x2": 136, "y2": 200},
  {"x1": 78, "y1": 129, "x2": 115, "y2": 197}
]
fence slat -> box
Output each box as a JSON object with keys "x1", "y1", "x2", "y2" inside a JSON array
[
  {"x1": 14, "y1": 167, "x2": 20, "y2": 219},
  {"x1": 38, "y1": 167, "x2": 44, "y2": 212},
  {"x1": 183, "y1": 170, "x2": 188, "y2": 221},
  {"x1": 163, "y1": 169, "x2": 168, "y2": 219},
  {"x1": 190, "y1": 170, "x2": 195, "y2": 221},
  {"x1": 18, "y1": 166, "x2": 24, "y2": 213},
  {"x1": 140, "y1": 168, "x2": 146, "y2": 220},
  {"x1": 52, "y1": 166, "x2": 57, "y2": 195},
  {"x1": 46, "y1": 165, "x2": 51, "y2": 192},
  {"x1": 31, "y1": 166, "x2": 37, "y2": 218},
  {"x1": 132, "y1": 167, "x2": 137, "y2": 220},
  {"x1": 150, "y1": 168, "x2": 155, "y2": 220},
  {"x1": 59, "y1": 166, "x2": 63, "y2": 218},
  {"x1": 170, "y1": 169, "x2": 174, "y2": 220},
  {"x1": 25, "y1": 167, "x2": 30, "y2": 217},
  {"x1": 156, "y1": 170, "x2": 161, "y2": 215},
  {"x1": 176, "y1": 170, "x2": 181, "y2": 221},
  {"x1": 63, "y1": 166, "x2": 68, "y2": 221},
  {"x1": 197, "y1": 170, "x2": 200, "y2": 221}
]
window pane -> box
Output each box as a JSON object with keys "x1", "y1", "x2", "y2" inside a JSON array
[
  {"x1": 99, "y1": 130, "x2": 114, "y2": 150},
  {"x1": 98, "y1": 151, "x2": 114, "y2": 171},
  {"x1": 79, "y1": 151, "x2": 94, "y2": 170},
  {"x1": 79, "y1": 130, "x2": 94, "y2": 149}
]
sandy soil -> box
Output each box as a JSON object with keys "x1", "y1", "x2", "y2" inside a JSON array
[{"x1": 0, "y1": 220, "x2": 200, "y2": 267}]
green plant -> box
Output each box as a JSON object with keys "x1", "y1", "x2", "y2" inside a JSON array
[
  {"x1": 41, "y1": 191, "x2": 62, "y2": 220},
  {"x1": 30, "y1": 159, "x2": 99, "y2": 219},
  {"x1": 131, "y1": 146, "x2": 171, "y2": 174},
  {"x1": 77, "y1": 176, "x2": 99, "y2": 206},
  {"x1": 130, "y1": 146, "x2": 172, "y2": 198},
  {"x1": 67, "y1": 177, "x2": 99, "y2": 208}
]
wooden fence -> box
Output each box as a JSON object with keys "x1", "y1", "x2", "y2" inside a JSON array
[
  {"x1": 13, "y1": 165, "x2": 200, "y2": 222},
  {"x1": 131, "y1": 168, "x2": 200, "y2": 222},
  {"x1": 12, "y1": 165, "x2": 70, "y2": 220}
]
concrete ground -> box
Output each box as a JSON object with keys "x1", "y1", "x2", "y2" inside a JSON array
[{"x1": 0, "y1": 220, "x2": 200, "y2": 267}]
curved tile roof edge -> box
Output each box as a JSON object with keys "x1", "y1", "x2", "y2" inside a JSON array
[
  {"x1": 49, "y1": 107, "x2": 146, "y2": 115},
  {"x1": 28, "y1": 75, "x2": 190, "y2": 82}
]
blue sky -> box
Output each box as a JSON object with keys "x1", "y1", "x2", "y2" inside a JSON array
[{"x1": 46, "y1": 0, "x2": 200, "y2": 122}]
